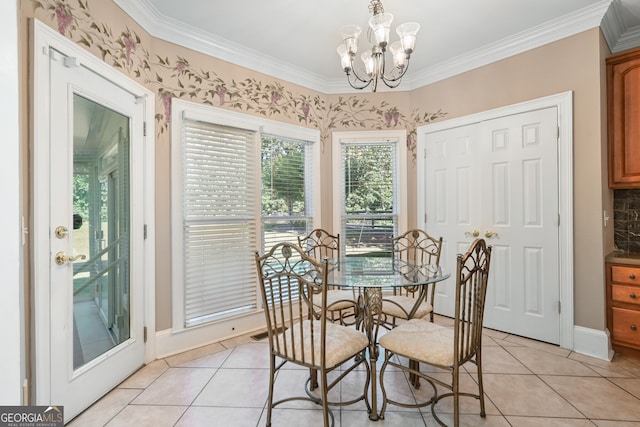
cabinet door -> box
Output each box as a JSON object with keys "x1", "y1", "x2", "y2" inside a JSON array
[{"x1": 608, "y1": 49, "x2": 640, "y2": 188}]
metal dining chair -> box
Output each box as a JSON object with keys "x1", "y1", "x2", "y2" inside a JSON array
[
  {"x1": 298, "y1": 229, "x2": 359, "y2": 326},
  {"x1": 255, "y1": 242, "x2": 371, "y2": 427},
  {"x1": 380, "y1": 229, "x2": 443, "y2": 328},
  {"x1": 378, "y1": 238, "x2": 492, "y2": 427}
]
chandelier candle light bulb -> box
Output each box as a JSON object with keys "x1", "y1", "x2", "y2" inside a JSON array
[{"x1": 337, "y1": 0, "x2": 420, "y2": 91}]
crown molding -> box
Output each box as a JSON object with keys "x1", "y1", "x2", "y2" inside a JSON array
[
  {"x1": 613, "y1": 25, "x2": 640, "y2": 53},
  {"x1": 113, "y1": 0, "x2": 334, "y2": 92},
  {"x1": 115, "y1": 0, "x2": 614, "y2": 94},
  {"x1": 408, "y1": 0, "x2": 612, "y2": 90},
  {"x1": 601, "y1": 0, "x2": 640, "y2": 53},
  {"x1": 601, "y1": 0, "x2": 626, "y2": 51}
]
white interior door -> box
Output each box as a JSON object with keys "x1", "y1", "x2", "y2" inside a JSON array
[
  {"x1": 423, "y1": 107, "x2": 560, "y2": 344},
  {"x1": 46, "y1": 48, "x2": 145, "y2": 419},
  {"x1": 423, "y1": 123, "x2": 483, "y2": 313}
]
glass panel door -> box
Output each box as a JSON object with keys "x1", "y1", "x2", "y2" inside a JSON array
[{"x1": 42, "y1": 43, "x2": 147, "y2": 421}]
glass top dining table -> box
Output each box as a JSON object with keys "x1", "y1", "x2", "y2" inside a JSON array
[
  {"x1": 325, "y1": 256, "x2": 451, "y2": 421},
  {"x1": 326, "y1": 256, "x2": 448, "y2": 288}
]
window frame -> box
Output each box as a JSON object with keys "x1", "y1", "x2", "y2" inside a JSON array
[
  {"x1": 331, "y1": 130, "x2": 408, "y2": 255},
  {"x1": 171, "y1": 99, "x2": 320, "y2": 335}
]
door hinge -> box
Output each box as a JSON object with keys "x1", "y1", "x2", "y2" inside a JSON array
[
  {"x1": 557, "y1": 126, "x2": 560, "y2": 140},
  {"x1": 144, "y1": 224, "x2": 148, "y2": 240},
  {"x1": 557, "y1": 301, "x2": 561, "y2": 314},
  {"x1": 558, "y1": 213, "x2": 561, "y2": 226},
  {"x1": 22, "y1": 380, "x2": 29, "y2": 405},
  {"x1": 144, "y1": 326, "x2": 147, "y2": 343},
  {"x1": 143, "y1": 121, "x2": 147, "y2": 136},
  {"x1": 63, "y1": 56, "x2": 79, "y2": 68}
]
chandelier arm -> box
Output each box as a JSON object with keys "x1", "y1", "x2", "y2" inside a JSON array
[
  {"x1": 348, "y1": 57, "x2": 374, "y2": 85},
  {"x1": 344, "y1": 53, "x2": 411, "y2": 91},
  {"x1": 346, "y1": 71, "x2": 373, "y2": 90},
  {"x1": 380, "y1": 60, "x2": 411, "y2": 88},
  {"x1": 380, "y1": 76, "x2": 404, "y2": 89}
]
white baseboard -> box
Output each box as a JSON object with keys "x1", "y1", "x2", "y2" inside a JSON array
[
  {"x1": 154, "y1": 312, "x2": 265, "y2": 359},
  {"x1": 572, "y1": 325, "x2": 613, "y2": 361},
  {"x1": 153, "y1": 317, "x2": 614, "y2": 362}
]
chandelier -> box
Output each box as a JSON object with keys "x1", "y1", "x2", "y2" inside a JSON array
[{"x1": 337, "y1": 0, "x2": 420, "y2": 92}]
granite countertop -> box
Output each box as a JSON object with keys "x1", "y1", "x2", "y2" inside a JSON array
[{"x1": 606, "y1": 251, "x2": 640, "y2": 266}]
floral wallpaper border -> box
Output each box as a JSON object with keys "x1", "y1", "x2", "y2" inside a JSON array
[{"x1": 31, "y1": 0, "x2": 446, "y2": 158}]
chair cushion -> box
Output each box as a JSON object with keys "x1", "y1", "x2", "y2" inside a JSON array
[
  {"x1": 275, "y1": 320, "x2": 368, "y2": 369},
  {"x1": 323, "y1": 289, "x2": 358, "y2": 311},
  {"x1": 381, "y1": 295, "x2": 433, "y2": 319},
  {"x1": 379, "y1": 318, "x2": 454, "y2": 367}
]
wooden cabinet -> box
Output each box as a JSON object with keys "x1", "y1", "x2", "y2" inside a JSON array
[
  {"x1": 607, "y1": 263, "x2": 640, "y2": 355},
  {"x1": 607, "y1": 48, "x2": 640, "y2": 188}
]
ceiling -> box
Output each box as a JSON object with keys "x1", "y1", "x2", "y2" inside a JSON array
[{"x1": 114, "y1": 0, "x2": 640, "y2": 93}]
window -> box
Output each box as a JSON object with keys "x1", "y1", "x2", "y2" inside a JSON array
[
  {"x1": 332, "y1": 131, "x2": 407, "y2": 256},
  {"x1": 261, "y1": 135, "x2": 314, "y2": 250},
  {"x1": 171, "y1": 100, "x2": 319, "y2": 331},
  {"x1": 177, "y1": 119, "x2": 259, "y2": 328}
]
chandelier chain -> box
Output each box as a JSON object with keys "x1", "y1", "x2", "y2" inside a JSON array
[{"x1": 369, "y1": 0, "x2": 385, "y2": 15}]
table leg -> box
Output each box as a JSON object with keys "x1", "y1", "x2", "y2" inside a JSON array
[
  {"x1": 369, "y1": 351, "x2": 378, "y2": 420},
  {"x1": 360, "y1": 288, "x2": 382, "y2": 421}
]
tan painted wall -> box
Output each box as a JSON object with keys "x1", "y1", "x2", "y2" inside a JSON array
[
  {"x1": 408, "y1": 29, "x2": 610, "y2": 329},
  {"x1": 147, "y1": 37, "x2": 336, "y2": 330},
  {"x1": 21, "y1": 0, "x2": 611, "y2": 334}
]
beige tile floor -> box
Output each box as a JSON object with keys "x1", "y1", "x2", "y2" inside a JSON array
[{"x1": 69, "y1": 316, "x2": 640, "y2": 426}]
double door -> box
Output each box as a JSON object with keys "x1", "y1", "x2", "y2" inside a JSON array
[{"x1": 421, "y1": 107, "x2": 560, "y2": 344}]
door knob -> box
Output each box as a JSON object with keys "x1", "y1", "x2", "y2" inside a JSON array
[
  {"x1": 465, "y1": 230, "x2": 479, "y2": 237},
  {"x1": 485, "y1": 231, "x2": 499, "y2": 238},
  {"x1": 55, "y1": 251, "x2": 86, "y2": 265}
]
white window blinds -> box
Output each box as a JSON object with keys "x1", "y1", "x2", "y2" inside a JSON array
[{"x1": 181, "y1": 119, "x2": 258, "y2": 327}]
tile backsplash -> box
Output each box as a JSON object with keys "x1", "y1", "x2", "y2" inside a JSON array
[{"x1": 614, "y1": 189, "x2": 640, "y2": 252}]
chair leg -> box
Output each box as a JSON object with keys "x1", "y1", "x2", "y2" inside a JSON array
[
  {"x1": 378, "y1": 350, "x2": 390, "y2": 419},
  {"x1": 477, "y1": 352, "x2": 486, "y2": 417},
  {"x1": 409, "y1": 359, "x2": 421, "y2": 389},
  {"x1": 453, "y1": 366, "x2": 459, "y2": 427},
  {"x1": 266, "y1": 354, "x2": 276, "y2": 427},
  {"x1": 320, "y1": 370, "x2": 331, "y2": 427}
]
